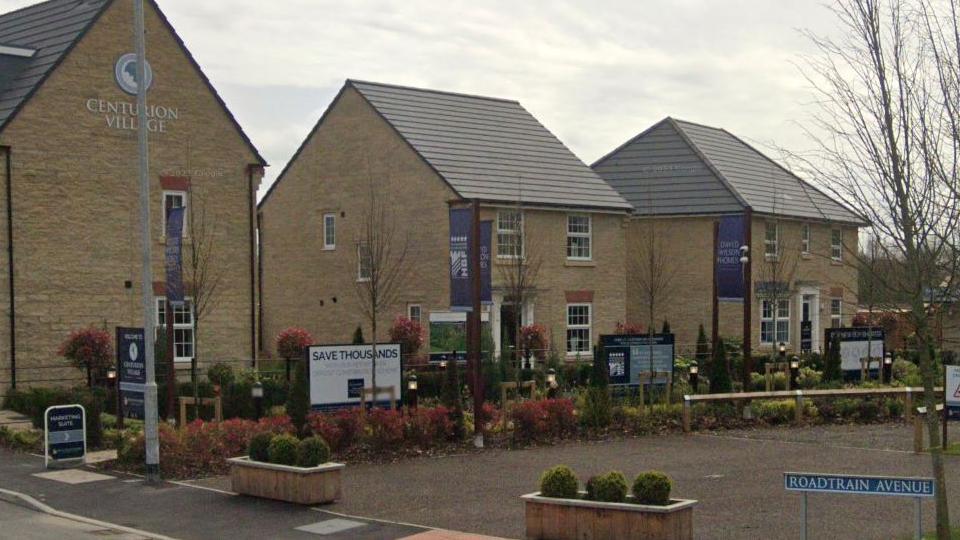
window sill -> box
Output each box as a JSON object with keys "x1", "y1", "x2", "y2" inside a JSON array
[
  {"x1": 565, "y1": 259, "x2": 595, "y2": 267},
  {"x1": 800, "y1": 252, "x2": 812, "y2": 260},
  {"x1": 830, "y1": 259, "x2": 843, "y2": 266},
  {"x1": 565, "y1": 353, "x2": 593, "y2": 360},
  {"x1": 322, "y1": 247, "x2": 336, "y2": 251},
  {"x1": 357, "y1": 278, "x2": 371, "y2": 283}
]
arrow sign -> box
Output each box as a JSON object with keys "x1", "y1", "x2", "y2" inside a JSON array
[{"x1": 44, "y1": 404, "x2": 86, "y2": 467}]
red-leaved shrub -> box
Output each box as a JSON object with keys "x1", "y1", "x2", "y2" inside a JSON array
[
  {"x1": 510, "y1": 400, "x2": 547, "y2": 441},
  {"x1": 541, "y1": 399, "x2": 577, "y2": 436},
  {"x1": 365, "y1": 408, "x2": 404, "y2": 449},
  {"x1": 306, "y1": 409, "x2": 363, "y2": 451},
  {"x1": 389, "y1": 316, "x2": 424, "y2": 356},
  {"x1": 276, "y1": 327, "x2": 313, "y2": 360},
  {"x1": 405, "y1": 406, "x2": 454, "y2": 447}
]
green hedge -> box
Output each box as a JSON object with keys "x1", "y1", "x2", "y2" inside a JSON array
[{"x1": 3, "y1": 386, "x2": 103, "y2": 448}]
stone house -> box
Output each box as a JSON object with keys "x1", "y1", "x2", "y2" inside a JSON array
[
  {"x1": 258, "y1": 80, "x2": 631, "y2": 363},
  {"x1": 0, "y1": 0, "x2": 265, "y2": 400},
  {"x1": 593, "y1": 117, "x2": 865, "y2": 357}
]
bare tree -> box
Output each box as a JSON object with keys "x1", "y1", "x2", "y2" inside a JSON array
[
  {"x1": 629, "y1": 219, "x2": 676, "y2": 398},
  {"x1": 353, "y1": 182, "x2": 410, "y2": 406},
  {"x1": 755, "y1": 219, "x2": 800, "y2": 358},
  {"x1": 183, "y1": 191, "x2": 224, "y2": 404},
  {"x1": 495, "y1": 199, "x2": 541, "y2": 383},
  {"x1": 793, "y1": 1, "x2": 959, "y2": 534}
]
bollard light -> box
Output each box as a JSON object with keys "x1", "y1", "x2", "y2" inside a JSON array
[
  {"x1": 689, "y1": 363, "x2": 699, "y2": 393},
  {"x1": 547, "y1": 368, "x2": 557, "y2": 387},
  {"x1": 883, "y1": 352, "x2": 893, "y2": 384},
  {"x1": 251, "y1": 380, "x2": 264, "y2": 420},
  {"x1": 789, "y1": 356, "x2": 800, "y2": 390},
  {"x1": 778, "y1": 342, "x2": 787, "y2": 356},
  {"x1": 408, "y1": 374, "x2": 418, "y2": 391},
  {"x1": 106, "y1": 366, "x2": 117, "y2": 380},
  {"x1": 407, "y1": 374, "x2": 419, "y2": 410}
]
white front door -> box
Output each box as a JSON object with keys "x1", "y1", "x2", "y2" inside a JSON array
[{"x1": 798, "y1": 288, "x2": 820, "y2": 352}]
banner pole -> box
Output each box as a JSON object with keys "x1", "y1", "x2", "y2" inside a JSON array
[{"x1": 470, "y1": 199, "x2": 483, "y2": 448}]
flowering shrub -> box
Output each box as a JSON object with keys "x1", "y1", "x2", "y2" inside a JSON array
[
  {"x1": 519, "y1": 324, "x2": 548, "y2": 360},
  {"x1": 510, "y1": 400, "x2": 547, "y2": 441},
  {"x1": 365, "y1": 408, "x2": 405, "y2": 449},
  {"x1": 541, "y1": 399, "x2": 577, "y2": 436},
  {"x1": 478, "y1": 402, "x2": 500, "y2": 430},
  {"x1": 276, "y1": 327, "x2": 313, "y2": 360},
  {"x1": 405, "y1": 406, "x2": 454, "y2": 447},
  {"x1": 389, "y1": 316, "x2": 424, "y2": 356},
  {"x1": 510, "y1": 399, "x2": 578, "y2": 441},
  {"x1": 306, "y1": 409, "x2": 364, "y2": 451},
  {"x1": 58, "y1": 328, "x2": 113, "y2": 385},
  {"x1": 614, "y1": 322, "x2": 645, "y2": 335}
]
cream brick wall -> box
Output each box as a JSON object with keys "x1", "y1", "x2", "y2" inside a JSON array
[
  {"x1": 259, "y1": 86, "x2": 628, "y2": 360},
  {"x1": 0, "y1": 0, "x2": 261, "y2": 399},
  {"x1": 625, "y1": 215, "x2": 859, "y2": 357}
]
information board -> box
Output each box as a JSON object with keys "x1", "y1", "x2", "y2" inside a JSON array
[
  {"x1": 947, "y1": 365, "x2": 960, "y2": 420},
  {"x1": 44, "y1": 404, "x2": 86, "y2": 467},
  {"x1": 825, "y1": 327, "x2": 885, "y2": 372},
  {"x1": 116, "y1": 327, "x2": 146, "y2": 420},
  {"x1": 601, "y1": 334, "x2": 675, "y2": 386},
  {"x1": 307, "y1": 343, "x2": 402, "y2": 411}
]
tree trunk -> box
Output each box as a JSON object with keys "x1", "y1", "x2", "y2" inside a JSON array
[{"x1": 371, "y1": 316, "x2": 378, "y2": 408}]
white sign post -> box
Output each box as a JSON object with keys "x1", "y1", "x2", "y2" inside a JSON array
[{"x1": 306, "y1": 343, "x2": 402, "y2": 411}]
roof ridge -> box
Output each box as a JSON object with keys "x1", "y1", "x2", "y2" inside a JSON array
[
  {"x1": 347, "y1": 78, "x2": 520, "y2": 105},
  {"x1": 667, "y1": 118, "x2": 750, "y2": 209},
  {"x1": 590, "y1": 116, "x2": 671, "y2": 169}
]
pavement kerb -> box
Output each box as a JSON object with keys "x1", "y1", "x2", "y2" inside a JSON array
[{"x1": 0, "y1": 487, "x2": 178, "y2": 540}]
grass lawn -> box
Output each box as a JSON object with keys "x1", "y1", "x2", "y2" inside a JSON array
[{"x1": 946, "y1": 443, "x2": 960, "y2": 456}]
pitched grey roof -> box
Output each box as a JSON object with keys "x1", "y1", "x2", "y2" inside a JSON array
[
  {"x1": 0, "y1": 0, "x2": 107, "y2": 130},
  {"x1": 0, "y1": 0, "x2": 265, "y2": 164},
  {"x1": 593, "y1": 117, "x2": 866, "y2": 225},
  {"x1": 349, "y1": 80, "x2": 631, "y2": 211}
]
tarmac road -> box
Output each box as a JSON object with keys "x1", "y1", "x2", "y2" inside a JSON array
[{"x1": 0, "y1": 497, "x2": 153, "y2": 539}]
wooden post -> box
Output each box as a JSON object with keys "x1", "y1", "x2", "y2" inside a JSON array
[
  {"x1": 214, "y1": 395, "x2": 223, "y2": 422},
  {"x1": 905, "y1": 389, "x2": 913, "y2": 421},
  {"x1": 638, "y1": 383, "x2": 645, "y2": 413},
  {"x1": 765, "y1": 364, "x2": 772, "y2": 392},
  {"x1": 913, "y1": 410, "x2": 925, "y2": 453},
  {"x1": 682, "y1": 396, "x2": 691, "y2": 433},
  {"x1": 711, "y1": 221, "x2": 720, "y2": 355},
  {"x1": 794, "y1": 390, "x2": 803, "y2": 424}
]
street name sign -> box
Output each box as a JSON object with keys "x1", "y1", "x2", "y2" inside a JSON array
[
  {"x1": 784, "y1": 472, "x2": 933, "y2": 539},
  {"x1": 44, "y1": 404, "x2": 86, "y2": 468}
]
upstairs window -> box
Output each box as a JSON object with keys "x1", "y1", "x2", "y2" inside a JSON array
[
  {"x1": 566, "y1": 215, "x2": 591, "y2": 260},
  {"x1": 801, "y1": 223, "x2": 811, "y2": 254},
  {"x1": 357, "y1": 243, "x2": 372, "y2": 281},
  {"x1": 163, "y1": 191, "x2": 187, "y2": 236},
  {"x1": 831, "y1": 228, "x2": 843, "y2": 261},
  {"x1": 497, "y1": 211, "x2": 523, "y2": 258},
  {"x1": 323, "y1": 213, "x2": 336, "y2": 250},
  {"x1": 155, "y1": 298, "x2": 194, "y2": 363},
  {"x1": 764, "y1": 222, "x2": 779, "y2": 258}
]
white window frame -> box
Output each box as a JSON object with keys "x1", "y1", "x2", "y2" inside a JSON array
[
  {"x1": 162, "y1": 190, "x2": 187, "y2": 237},
  {"x1": 831, "y1": 298, "x2": 843, "y2": 328},
  {"x1": 566, "y1": 214, "x2": 592, "y2": 260},
  {"x1": 357, "y1": 243, "x2": 372, "y2": 282},
  {"x1": 408, "y1": 304, "x2": 422, "y2": 325},
  {"x1": 760, "y1": 298, "x2": 790, "y2": 345},
  {"x1": 801, "y1": 223, "x2": 811, "y2": 254},
  {"x1": 323, "y1": 213, "x2": 336, "y2": 250},
  {"x1": 565, "y1": 303, "x2": 592, "y2": 355},
  {"x1": 831, "y1": 228, "x2": 843, "y2": 261},
  {"x1": 497, "y1": 210, "x2": 524, "y2": 259},
  {"x1": 155, "y1": 297, "x2": 194, "y2": 363},
  {"x1": 764, "y1": 221, "x2": 779, "y2": 258}
]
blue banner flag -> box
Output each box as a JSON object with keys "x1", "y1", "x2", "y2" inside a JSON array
[
  {"x1": 716, "y1": 215, "x2": 745, "y2": 301},
  {"x1": 165, "y1": 207, "x2": 185, "y2": 304},
  {"x1": 449, "y1": 207, "x2": 492, "y2": 311}
]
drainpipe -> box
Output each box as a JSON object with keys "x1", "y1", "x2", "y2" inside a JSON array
[
  {"x1": 247, "y1": 165, "x2": 258, "y2": 366},
  {"x1": 2, "y1": 145, "x2": 14, "y2": 389}
]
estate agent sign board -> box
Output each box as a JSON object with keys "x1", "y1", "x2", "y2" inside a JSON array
[
  {"x1": 44, "y1": 404, "x2": 86, "y2": 468},
  {"x1": 602, "y1": 334, "x2": 675, "y2": 386},
  {"x1": 825, "y1": 327, "x2": 885, "y2": 372},
  {"x1": 307, "y1": 343, "x2": 402, "y2": 411},
  {"x1": 947, "y1": 365, "x2": 960, "y2": 420},
  {"x1": 116, "y1": 327, "x2": 146, "y2": 420}
]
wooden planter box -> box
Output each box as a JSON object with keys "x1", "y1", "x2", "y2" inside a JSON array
[
  {"x1": 227, "y1": 457, "x2": 344, "y2": 505},
  {"x1": 522, "y1": 492, "x2": 696, "y2": 540}
]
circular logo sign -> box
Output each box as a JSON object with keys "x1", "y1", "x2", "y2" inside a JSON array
[
  {"x1": 128, "y1": 342, "x2": 139, "y2": 362},
  {"x1": 115, "y1": 53, "x2": 153, "y2": 95}
]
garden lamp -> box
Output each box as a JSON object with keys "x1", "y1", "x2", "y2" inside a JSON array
[
  {"x1": 778, "y1": 342, "x2": 787, "y2": 359},
  {"x1": 407, "y1": 374, "x2": 418, "y2": 410},
  {"x1": 106, "y1": 366, "x2": 117, "y2": 380},
  {"x1": 789, "y1": 356, "x2": 799, "y2": 390},
  {"x1": 251, "y1": 380, "x2": 264, "y2": 420},
  {"x1": 546, "y1": 368, "x2": 557, "y2": 398},
  {"x1": 689, "y1": 363, "x2": 699, "y2": 393},
  {"x1": 883, "y1": 352, "x2": 893, "y2": 384}
]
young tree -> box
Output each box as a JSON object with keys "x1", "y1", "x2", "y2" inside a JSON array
[
  {"x1": 709, "y1": 338, "x2": 732, "y2": 394},
  {"x1": 629, "y1": 220, "x2": 677, "y2": 399},
  {"x1": 755, "y1": 219, "x2": 800, "y2": 366},
  {"x1": 795, "y1": 2, "x2": 960, "y2": 533},
  {"x1": 695, "y1": 324, "x2": 710, "y2": 371},
  {"x1": 183, "y1": 191, "x2": 223, "y2": 395},
  {"x1": 352, "y1": 326, "x2": 365, "y2": 345},
  {"x1": 496, "y1": 199, "x2": 541, "y2": 382},
  {"x1": 353, "y1": 183, "x2": 410, "y2": 407}
]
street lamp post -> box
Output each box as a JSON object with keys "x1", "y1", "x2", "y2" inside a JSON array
[
  {"x1": 407, "y1": 374, "x2": 418, "y2": 410},
  {"x1": 251, "y1": 380, "x2": 264, "y2": 421},
  {"x1": 789, "y1": 356, "x2": 800, "y2": 390}
]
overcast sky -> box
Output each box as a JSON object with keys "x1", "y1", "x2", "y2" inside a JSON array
[{"x1": 2, "y1": 0, "x2": 844, "y2": 200}]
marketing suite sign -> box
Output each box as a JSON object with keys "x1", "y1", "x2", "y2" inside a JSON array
[{"x1": 307, "y1": 343, "x2": 402, "y2": 411}]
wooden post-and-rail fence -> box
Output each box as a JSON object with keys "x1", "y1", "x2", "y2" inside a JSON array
[{"x1": 681, "y1": 387, "x2": 944, "y2": 433}]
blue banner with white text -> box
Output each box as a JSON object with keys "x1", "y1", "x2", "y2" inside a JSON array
[
  {"x1": 165, "y1": 206, "x2": 185, "y2": 304},
  {"x1": 716, "y1": 215, "x2": 745, "y2": 302},
  {"x1": 449, "y1": 207, "x2": 491, "y2": 310}
]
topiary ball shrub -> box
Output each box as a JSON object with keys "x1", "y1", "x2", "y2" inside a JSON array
[
  {"x1": 539, "y1": 465, "x2": 579, "y2": 499},
  {"x1": 296, "y1": 436, "x2": 331, "y2": 467},
  {"x1": 585, "y1": 471, "x2": 628, "y2": 502},
  {"x1": 632, "y1": 471, "x2": 672, "y2": 505},
  {"x1": 248, "y1": 432, "x2": 273, "y2": 462},
  {"x1": 267, "y1": 434, "x2": 299, "y2": 466}
]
